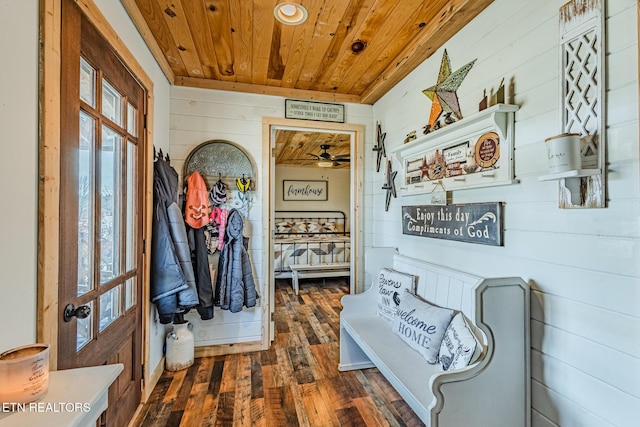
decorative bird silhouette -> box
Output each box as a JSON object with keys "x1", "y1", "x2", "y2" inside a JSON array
[{"x1": 393, "y1": 291, "x2": 401, "y2": 306}]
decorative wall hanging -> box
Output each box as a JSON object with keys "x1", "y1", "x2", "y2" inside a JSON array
[
  {"x1": 382, "y1": 159, "x2": 397, "y2": 212},
  {"x1": 404, "y1": 131, "x2": 417, "y2": 144},
  {"x1": 373, "y1": 121, "x2": 386, "y2": 172},
  {"x1": 392, "y1": 104, "x2": 519, "y2": 195},
  {"x1": 538, "y1": 0, "x2": 606, "y2": 209},
  {"x1": 283, "y1": 180, "x2": 328, "y2": 201},
  {"x1": 402, "y1": 203, "x2": 503, "y2": 246},
  {"x1": 184, "y1": 140, "x2": 257, "y2": 217},
  {"x1": 285, "y1": 99, "x2": 345, "y2": 123},
  {"x1": 422, "y1": 49, "x2": 476, "y2": 134},
  {"x1": 184, "y1": 140, "x2": 256, "y2": 189},
  {"x1": 479, "y1": 78, "x2": 506, "y2": 111},
  {"x1": 429, "y1": 180, "x2": 450, "y2": 206}
]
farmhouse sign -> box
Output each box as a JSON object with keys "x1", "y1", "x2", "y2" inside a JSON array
[
  {"x1": 402, "y1": 203, "x2": 503, "y2": 246},
  {"x1": 283, "y1": 180, "x2": 328, "y2": 201},
  {"x1": 285, "y1": 99, "x2": 345, "y2": 123}
]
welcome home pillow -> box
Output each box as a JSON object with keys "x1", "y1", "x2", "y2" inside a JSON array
[
  {"x1": 392, "y1": 290, "x2": 455, "y2": 364},
  {"x1": 439, "y1": 312, "x2": 483, "y2": 371},
  {"x1": 377, "y1": 269, "x2": 417, "y2": 322}
]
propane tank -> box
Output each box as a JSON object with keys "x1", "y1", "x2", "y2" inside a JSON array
[{"x1": 165, "y1": 321, "x2": 194, "y2": 371}]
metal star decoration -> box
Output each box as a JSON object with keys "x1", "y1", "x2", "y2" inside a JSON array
[
  {"x1": 382, "y1": 159, "x2": 397, "y2": 212},
  {"x1": 422, "y1": 49, "x2": 476, "y2": 128},
  {"x1": 373, "y1": 121, "x2": 386, "y2": 172}
]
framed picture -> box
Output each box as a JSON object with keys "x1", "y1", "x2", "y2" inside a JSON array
[{"x1": 283, "y1": 180, "x2": 328, "y2": 201}]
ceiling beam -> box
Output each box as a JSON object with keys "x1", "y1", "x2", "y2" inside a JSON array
[{"x1": 175, "y1": 76, "x2": 363, "y2": 104}]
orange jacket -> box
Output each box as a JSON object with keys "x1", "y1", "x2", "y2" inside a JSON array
[{"x1": 185, "y1": 171, "x2": 210, "y2": 229}]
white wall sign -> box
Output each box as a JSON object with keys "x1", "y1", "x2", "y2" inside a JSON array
[
  {"x1": 285, "y1": 99, "x2": 345, "y2": 123},
  {"x1": 283, "y1": 180, "x2": 328, "y2": 201}
]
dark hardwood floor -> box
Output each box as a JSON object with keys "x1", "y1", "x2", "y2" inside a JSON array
[{"x1": 136, "y1": 279, "x2": 424, "y2": 426}]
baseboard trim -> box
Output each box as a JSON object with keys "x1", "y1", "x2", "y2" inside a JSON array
[{"x1": 195, "y1": 341, "x2": 263, "y2": 358}]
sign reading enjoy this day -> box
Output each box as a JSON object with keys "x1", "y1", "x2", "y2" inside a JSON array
[
  {"x1": 285, "y1": 99, "x2": 345, "y2": 123},
  {"x1": 402, "y1": 203, "x2": 503, "y2": 246},
  {"x1": 283, "y1": 180, "x2": 328, "y2": 201}
]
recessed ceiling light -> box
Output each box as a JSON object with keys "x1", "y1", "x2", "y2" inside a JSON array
[{"x1": 274, "y1": 3, "x2": 308, "y2": 26}]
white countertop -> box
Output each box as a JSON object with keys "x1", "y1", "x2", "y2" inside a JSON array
[{"x1": 0, "y1": 364, "x2": 123, "y2": 427}]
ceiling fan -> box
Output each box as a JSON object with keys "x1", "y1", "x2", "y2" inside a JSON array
[{"x1": 302, "y1": 144, "x2": 350, "y2": 167}]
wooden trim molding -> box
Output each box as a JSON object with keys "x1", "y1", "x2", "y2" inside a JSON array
[
  {"x1": 261, "y1": 117, "x2": 365, "y2": 343},
  {"x1": 38, "y1": 0, "x2": 63, "y2": 370},
  {"x1": 38, "y1": 1, "x2": 155, "y2": 400},
  {"x1": 177, "y1": 76, "x2": 363, "y2": 104}
]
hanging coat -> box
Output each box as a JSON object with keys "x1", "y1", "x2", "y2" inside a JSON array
[
  {"x1": 187, "y1": 225, "x2": 214, "y2": 320},
  {"x1": 215, "y1": 209, "x2": 258, "y2": 312},
  {"x1": 150, "y1": 157, "x2": 199, "y2": 324},
  {"x1": 185, "y1": 171, "x2": 210, "y2": 229}
]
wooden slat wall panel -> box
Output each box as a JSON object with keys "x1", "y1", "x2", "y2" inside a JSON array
[
  {"x1": 156, "y1": 0, "x2": 204, "y2": 77},
  {"x1": 347, "y1": 0, "x2": 445, "y2": 94},
  {"x1": 294, "y1": 1, "x2": 352, "y2": 89},
  {"x1": 361, "y1": 0, "x2": 494, "y2": 103},
  {"x1": 310, "y1": 0, "x2": 379, "y2": 92},
  {"x1": 229, "y1": 0, "x2": 253, "y2": 83},
  {"x1": 334, "y1": 0, "x2": 429, "y2": 93},
  {"x1": 205, "y1": 0, "x2": 236, "y2": 79},
  {"x1": 266, "y1": 22, "x2": 286, "y2": 82},
  {"x1": 279, "y1": 0, "x2": 324, "y2": 88},
  {"x1": 181, "y1": 0, "x2": 220, "y2": 79},
  {"x1": 273, "y1": 129, "x2": 351, "y2": 167},
  {"x1": 133, "y1": 0, "x2": 188, "y2": 75},
  {"x1": 251, "y1": 0, "x2": 277, "y2": 85},
  {"x1": 127, "y1": 0, "x2": 495, "y2": 102}
]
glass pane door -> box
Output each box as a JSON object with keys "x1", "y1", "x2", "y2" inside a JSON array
[{"x1": 72, "y1": 58, "x2": 141, "y2": 350}]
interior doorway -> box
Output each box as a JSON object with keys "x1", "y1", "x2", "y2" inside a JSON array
[{"x1": 262, "y1": 118, "x2": 364, "y2": 343}]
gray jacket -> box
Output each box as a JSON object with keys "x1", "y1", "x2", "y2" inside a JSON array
[
  {"x1": 215, "y1": 209, "x2": 258, "y2": 312},
  {"x1": 150, "y1": 158, "x2": 198, "y2": 323}
]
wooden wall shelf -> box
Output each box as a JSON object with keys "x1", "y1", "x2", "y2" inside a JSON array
[
  {"x1": 391, "y1": 104, "x2": 519, "y2": 195},
  {"x1": 538, "y1": 168, "x2": 601, "y2": 181}
]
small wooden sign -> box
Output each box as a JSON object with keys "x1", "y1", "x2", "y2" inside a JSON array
[
  {"x1": 402, "y1": 203, "x2": 503, "y2": 246},
  {"x1": 285, "y1": 99, "x2": 345, "y2": 123}
]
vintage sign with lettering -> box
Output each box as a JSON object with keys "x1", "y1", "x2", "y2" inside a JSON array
[
  {"x1": 402, "y1": 203, "x2": 503, "y2": 246},
  {"x1": 285, "y1": 99, "x2": 345, "y2": 123}
]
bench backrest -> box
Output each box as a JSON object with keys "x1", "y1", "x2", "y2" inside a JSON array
[{"x1": 393, "y1": 254, "x2": 483, "y2": 322}]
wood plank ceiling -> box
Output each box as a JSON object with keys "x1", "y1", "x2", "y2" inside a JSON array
[
  {"x1": 122, "y1": 0, "x2": 494, "y2": 105},
  {"x1": 274, "y1": 129, "x2": 351, "y2": 168}
]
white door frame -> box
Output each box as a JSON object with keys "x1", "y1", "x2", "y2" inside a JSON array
[{"x1": 261, "y1": 117, "x2": 364, "y2": 345}]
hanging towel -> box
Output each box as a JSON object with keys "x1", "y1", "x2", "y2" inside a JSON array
[{"x1": 185, "y1": 171, "x2": 210, "y2": 229}]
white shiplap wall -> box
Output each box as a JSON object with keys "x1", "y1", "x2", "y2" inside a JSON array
[
  {"x1": 0, "y1": 0, "x2": 38, "y2": 352},
  {"x1": 370, "y1": 0, "x2": 639, "y2": 426},
  {"x1": 169, "y1": 86, "x2": 372, "y2": 346}
]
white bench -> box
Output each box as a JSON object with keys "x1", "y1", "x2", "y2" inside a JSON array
[
  {"x1": 290, "y1": 262, "x2": 350, "y2": 295},
  {"x1": 339, "y1": 247, "x2": 531, "y2": 427}
]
